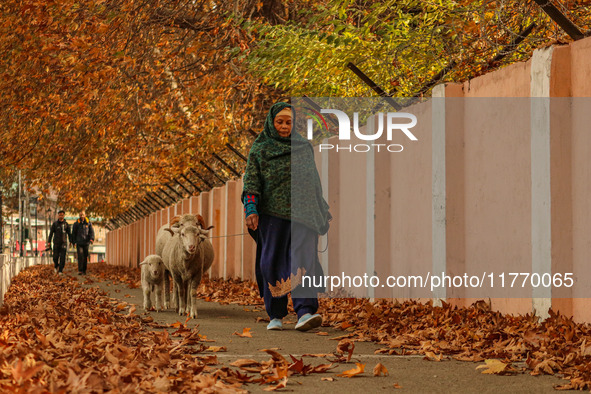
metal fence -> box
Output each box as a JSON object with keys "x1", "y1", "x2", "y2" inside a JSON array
[{"x1": 0, "y1": 254, "x2": 51, "y2": 305}]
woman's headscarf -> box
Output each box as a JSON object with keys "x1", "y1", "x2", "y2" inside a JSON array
[{"x1": 243, "y1": 102, "x2": 330, "y2": 235}]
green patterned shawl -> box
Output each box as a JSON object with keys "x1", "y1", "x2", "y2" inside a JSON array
[{"x1": 242, "y1": 102, "x2": 330, "y2": 234}]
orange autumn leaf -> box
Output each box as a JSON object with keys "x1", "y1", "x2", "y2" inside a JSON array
[
  {"x1": 233, "y1": 327, "x2": 253, "y2": 338},
  {"x1": 336, "y1": 363, "x2": 365, "y2": 378},
  {"x1": 230, "y1": 359, "x2": 261, "y2": 368},
  {"x1": 263, "y1": 377, "x2": 287, "y2": 391},
  {"x1": 423, "y1": 351, "x2": 443, "y2": 362},
  {"x1": 10, "y1": 359, "x2": 43, "y2": 384},
  {"x1": 373, "y1": 363, "x2": 389, "y2": 377},
  {"x1": 312, "y1": 363, "x2": 337, "y2": 373},
  {"x1": 336, "y1": 339, "x2": 355, "y2": 362},
  {"x1": 205, "y1": 346, "x2": 227, "y2": 352},
  {"x1": 260, "y1": 348, "x2": 288, "y2": 363},
  {"x1": 288, "y1": 355, "x2": 306, "y2": 374},
  {"x1": 476, "y1": 359, "x2": 513, "y2": 374}
]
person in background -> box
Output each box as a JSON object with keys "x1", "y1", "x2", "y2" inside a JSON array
[
  {"x1": 242, "y1": 102, "x2": 330, "y2": 332},
  {"x1": 47, "y1": 210, "x2": 71, "y2": 275},
  {"x1": 71, "y1": 211, "x2": 94, "y2": 275}
]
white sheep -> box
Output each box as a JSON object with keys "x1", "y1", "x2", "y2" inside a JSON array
[
  {"x1": 161, "y1": 223, "x2": 214, "y2": 318},
  {"x1": 155, "y1": 214, "x2": 212, "y2": 310},
  {"x1": 140, "y1": 255, "x2": 165, "y2": 311}
]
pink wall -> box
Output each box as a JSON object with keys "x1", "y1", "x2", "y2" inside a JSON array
[
  {"x1": 568, "y1": 38, "x2": 591, "y2": 321},
  {"x1": 104, "y1": 36, "x2": 591, "y2": 322}
]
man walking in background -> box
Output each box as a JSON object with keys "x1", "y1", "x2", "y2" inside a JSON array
[
  {"x1": 47, "y1": 210, "x2": 71, "y2": 275},
  {"x1": 71, "y1": 211, "x2": 94, "y2": 275}
]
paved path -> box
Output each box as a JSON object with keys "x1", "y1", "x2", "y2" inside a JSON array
[{"x1": 72, "y1": 265, "x2": 564, "y2": 393}]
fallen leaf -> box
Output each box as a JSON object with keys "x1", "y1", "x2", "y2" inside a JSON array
[
  {"x1": 233, "y1": 327, "x2": 253, "y2": 338},
  {"x1": 302, "y1": 353, "x2": 333, "y2": 358},
  {"x1": 373, "y1": 363, "x2": 389, "y2": 377},
  {"x1": 288, "y1": 355, "x2": 305, "y2": 374},
  {"x1": 312, "y1": 363, "x2": 336, "y2": 373},
  {"x1": 476, "y1": 359, "x2": 511, "y2": 374},
  {"x1": 230, "y1": 359, "x2": 261, "y2": 368},
  {"x1": 153, "y1": 377, "x2": 170, "y2": 391},
  {"x1": 126, "y1": 305, "x2": 136, "y2": 316},
  {"x1": 423, "y1": 351, "x2": 443, "y2": 362},
  {"x1": 336, "y1": 339, "x2": 355, "y2": 362},
  {"x1": 316, "y1": 332, "x2": 329, "y2": 336},
  {"x1": 260, "y1": 348, "x2": 288, "y2": 363},
  {"x1": 263, "y1": 377, "x2": 287, "y2": 391},
  {"x1": 10, "y1": 359, "x2": 43, "y2": 383},
  {"x1": 321, "y1": 377, "x2": 335, "y2": 381},
  {"x1": 197, "y1": 355, "x2": 219, "y2": 365},
  {"x1": 337, "y1": 363, "x2": 365, "y2": 378},
  {"x1": 206, "y1": 346, "x2": 227, "y2": 352}
]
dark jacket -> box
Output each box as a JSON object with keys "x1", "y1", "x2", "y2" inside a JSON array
[
  {"x1": 48, "y1": 219, "x2": 71, "y2": 246},
  {"x1": 72, "y1": 218, "x2": 95, "y2": 245}
]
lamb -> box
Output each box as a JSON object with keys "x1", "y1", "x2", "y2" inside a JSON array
[
  {"x1": 155, "y1": 214, "x2": 212, "y2": 310},
  {"x1": 140, "y1": 255, "x2": 166, "y2": 311},
  {"x1": 161, "y1": 223, "x2": 214, "y2": 318}
]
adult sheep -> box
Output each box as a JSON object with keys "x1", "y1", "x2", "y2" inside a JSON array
[
  {"x1": 155, "y1": 214, "x2": 210, "y2": 309},
  {"x1": 155, "y1": 214, "x2": 208, "y2": 256},
  {"x1": 161, "y1": 222, "x2": 214, "y2": 318}
]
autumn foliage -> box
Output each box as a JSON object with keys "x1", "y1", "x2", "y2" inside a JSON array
[
  {"x1": 2, "y1": 1, "x2": 590, "y2": 219},
  {"x1": 0, "y1": 0, "x2": 281, "y2": 216}
]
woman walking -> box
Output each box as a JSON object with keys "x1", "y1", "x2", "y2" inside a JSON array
[{"x1": 242, "y1": 102, "x2": 330, "y2": 331}]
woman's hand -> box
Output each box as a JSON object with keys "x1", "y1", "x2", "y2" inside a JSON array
[{"x1": 246, "y1": 214, "x2": 259, "y2": 231}]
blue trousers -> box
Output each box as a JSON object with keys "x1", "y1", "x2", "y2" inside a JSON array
[{"x1": 258, "y1": 215, "x2": 321, "y2": 320}]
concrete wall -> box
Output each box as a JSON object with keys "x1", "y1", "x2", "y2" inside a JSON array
[
  {"x1": 0, "y1": 254, "x2": 51, "y2": 305},
  {"x1": 106, "y1": 35, "x2": 591, "y2": 322}
]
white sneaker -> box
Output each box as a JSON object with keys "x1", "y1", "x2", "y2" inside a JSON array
[
  {"x1": 295, "y1": 313, "x2": 322, "y2": 331},
  {"x1": 267, "y1": 318, "x2": 283, "y2": 331}
]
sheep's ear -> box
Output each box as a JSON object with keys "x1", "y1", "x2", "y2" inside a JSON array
[{"x1": 139, "y1": 261, "x2": 147, "y2": 265}]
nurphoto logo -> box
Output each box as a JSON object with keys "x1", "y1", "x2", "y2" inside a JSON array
[{"x1": 304, "y1": 108, "x2": 418, "y2": 153}]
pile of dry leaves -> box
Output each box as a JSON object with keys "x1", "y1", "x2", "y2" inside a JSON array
[
  {"x1": 195, "y1": 277, "x2": 591, "y2": 390},
  {"x1": 0, "y1": 265, "x2": 384, "y2": 392},
  {"x1": 55, "y1": 262, "x2": 591, "y2": 390}
]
